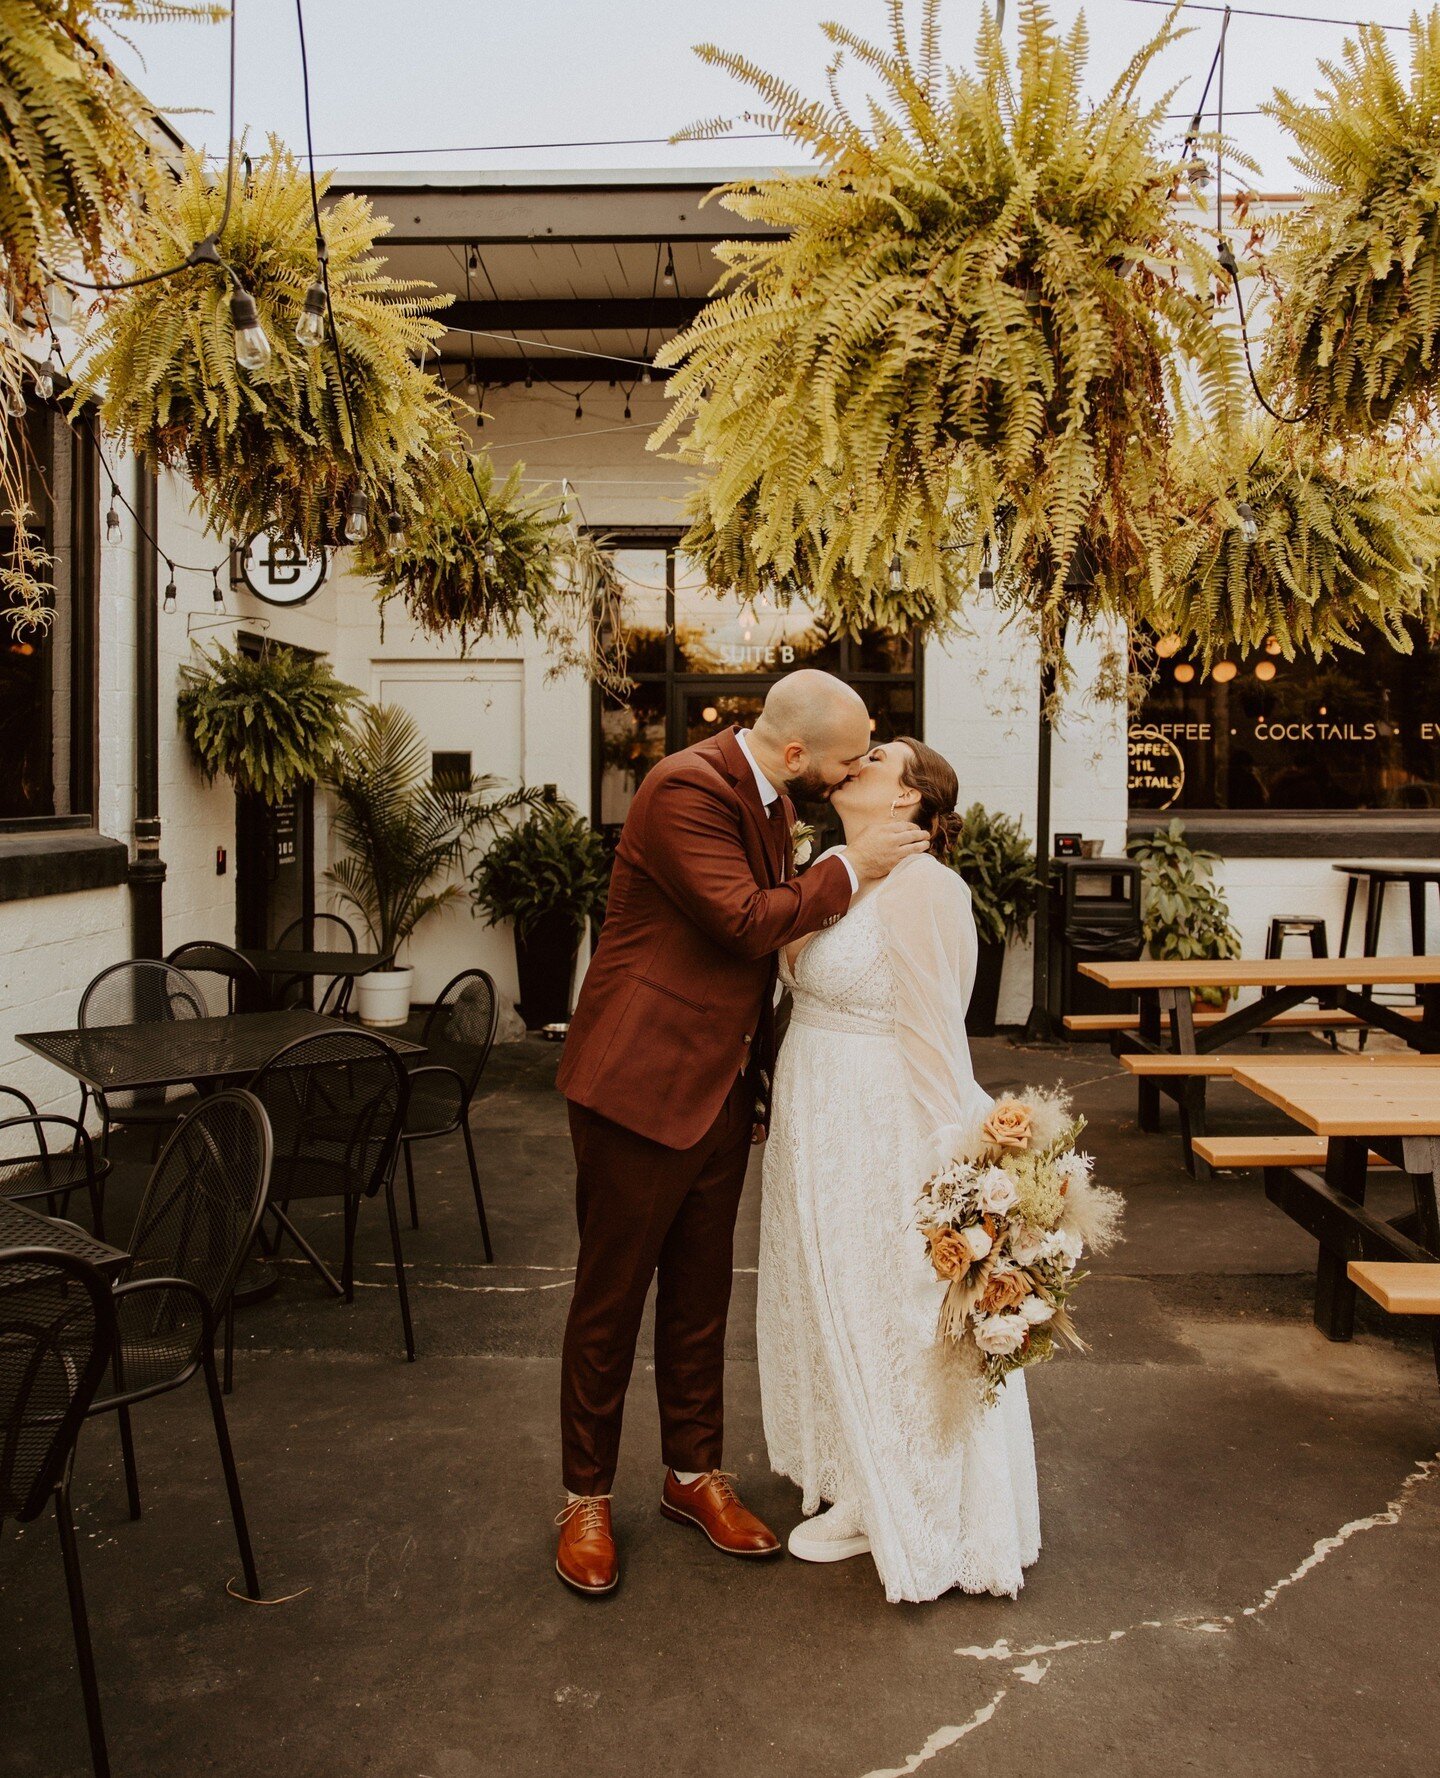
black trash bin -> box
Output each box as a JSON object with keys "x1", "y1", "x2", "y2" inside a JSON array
[{"x1": 1046, "y1": 857, "x2": 1143, "y2": 1028}]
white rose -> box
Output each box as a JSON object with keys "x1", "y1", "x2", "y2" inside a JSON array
[
  {"x1": 976, "y1": 1166, "x2": 1019, "y2": 1217},
  {"x1": 960, "y1": 1222, "x2": 994, "y2": 1262},
  {"x1": 1019, "y1": 1294, "x2": 1055, "y2": 1325},
  {"x1": 972, "y1": 1312, "x2": 1029, "y2": 1356},
  {"x1": 1042, "y1": 1227, "x2": 1084, "y2": 1269},
  {"x1": 794, "y1": 837, "x2": 813, "y2": 867},
  {"x1": 1008, "y1": 1222, "x2": 1046, "y2": 1266}
]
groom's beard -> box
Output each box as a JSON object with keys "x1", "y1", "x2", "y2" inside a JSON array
[{"x1": 783, "y1": 767, "x2": 843, "y2": 803}]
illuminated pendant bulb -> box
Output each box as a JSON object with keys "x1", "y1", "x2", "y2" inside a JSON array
[
  {"x1": 344, "y1": 489, "x2": 369, "y2": 544},
  {"x1": 386, "y1": 512, "x2": 406, "y2": 557},
  {"x1": 229, "y1": 286, "x2": 272, "y2": 371},
  {"x1": 641, "y1": 365, "x2": 653, "y2": 385},
  {"x1": 296, "y1": 281, "x2": 327, "y2": 349},
  {"x1": 888, "y1": 553, "x2": 904, "y2": 594},
  {"x1": 1, "y1": 379, "x2": 25, "y2": 418},
  {"x1": 663, "y1": 246, "x2": 676, "y2": 286},
  {"x1": 483, "y1": 534, "x2": 498, "y2": 573},
  {"x1": 105, "y1": 487, "x2": 122, "y2": 540},
  {"x1": 1235, "y1": 500, "x2": 1259, "y2": 542},
  {"x1": 1211, "y1": 660, "x2": 1238, "y2": 684},
  {"x1": 162, "y1": 570, "x2": 177, "y2": 614},
  {"x1": 32, "y1": 360, "x2": 56, "y2": 401}
]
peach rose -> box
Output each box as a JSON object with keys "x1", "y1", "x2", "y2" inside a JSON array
[
  {"x1": 983, "y1": 1100, "x2": 1033, "y2": 1151},
  {"x1": 924, "y1": 1227, "x2": 973, "y2": 1281},
  {"x1": 978, "y1": 1270, "x2": 1032, "y2": 1316}
]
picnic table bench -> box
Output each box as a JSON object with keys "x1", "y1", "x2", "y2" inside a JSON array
[
  {"x1": 1227, "y1": 1059, "x2": 1440, "y2": 1384},
  {"x1": 1076, "y1": 956, "x2": 1440, "y2": 1176}
]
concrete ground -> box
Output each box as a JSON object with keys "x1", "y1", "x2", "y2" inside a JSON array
[{"x1": 3, "y1": 1032, "x2": 1438, "y2": 1778}]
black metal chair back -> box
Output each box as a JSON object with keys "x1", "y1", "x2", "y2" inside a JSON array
[
  {"x1": 247, "y1": 1031, "x2": 406, "y2": 1203},
  {"x1": 78, "y1": 960, "x2": 205, "y2": 1116},
  {"x1": 0, "y1": 1249, "x2": 116, "y2": 1526},
  {"x1": 114, "y1": 1093, "x2": 272, "y2": 1397},
  {"x1": 275, "y1": 913, "x2": 358, "y2": 952},
  {"x1": 0, "y1": 1115, "x2": 109, "y2": 1239},
  {"x1": 166, "y1": 941, "x2": 267, "y2": 1015},
  {"x1": 420, "y1": 969, "x2": 500, "y2": 1098}
]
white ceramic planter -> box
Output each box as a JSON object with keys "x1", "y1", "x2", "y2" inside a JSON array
[{"x1": 355, "y1": 965, "x2": 414, "y2": 1028}]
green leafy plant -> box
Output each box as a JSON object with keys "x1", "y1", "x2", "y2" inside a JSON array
[
  {"x1": 655, "y1": 0, "x2": 1240, "y2": 656},
  {"x1": 176, "y1": 640, "x2": 359, "y2": 804},
  {"x1": 324, "y1": 702, "x2": 543, "y2": 958},
  {"x1": 944, "y1": 802, "x2": 1042, "y2": 946},
  {"x1": 77, "y1": 139, "x2": 454, "y2": 551},
  {"x1": 1265, "y1": 14, "x2": 1440, "y2": 436},
  {"x1": 2, "y1": 1, "x2": 222, "y2": 627},
  {"x1": 1126, "y1": 819, "x2": 1240, "y2": 1007},
  {"x1": 1156, "y1": 425, "x2": 1440, "y2": 665},
  {"x1": 470, "y1": 803, "x2": 610, "y2": 939}
]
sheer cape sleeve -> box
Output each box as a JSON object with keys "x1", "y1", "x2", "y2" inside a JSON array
[{"x1": 874, "y1": 854, "x2": 993, "y2": 1164}]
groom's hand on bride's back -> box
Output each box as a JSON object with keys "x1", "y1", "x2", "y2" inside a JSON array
[{"x1": 844, "y1": 819, "x2": 930, "y2": 883}]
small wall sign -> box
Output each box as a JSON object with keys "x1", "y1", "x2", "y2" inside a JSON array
[{"x1": 239, "y1": 530, "x2": 327, "y2": 607}]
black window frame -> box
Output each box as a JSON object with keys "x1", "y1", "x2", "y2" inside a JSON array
[
  {"x1": 0, "y1": 398, "x2": 101, "y2": 835},
  {"x1": 588, "y1": 527, "x2": 924, "y2": 833}
]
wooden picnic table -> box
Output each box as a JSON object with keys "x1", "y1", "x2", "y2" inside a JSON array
[
  {"x1": 1228, "y1": 1059, "x2": 1440, "y2": 1381},
  {"x1": 1077, "y1": 955, "x2": 1440, "y2": 1174}
]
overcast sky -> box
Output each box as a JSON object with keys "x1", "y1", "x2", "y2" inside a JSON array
[{"x1": 104, "y1": 0, "x2": 1420, "y2": 192}]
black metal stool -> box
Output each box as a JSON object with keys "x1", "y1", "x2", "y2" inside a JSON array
[{"x1": 1263, "y1": 916, "x2": 1334, "y2": 1048}]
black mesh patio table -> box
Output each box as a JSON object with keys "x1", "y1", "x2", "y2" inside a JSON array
[
  {"x1": 16, "y1": 1010, "x2": 422, "y2": 1095},
  {"x1": 237, "y1": 949, "x2": 391, "y2": 980},
  {"x1": 0, "y1": 1198, "x2": 128, "y2": 1279}
]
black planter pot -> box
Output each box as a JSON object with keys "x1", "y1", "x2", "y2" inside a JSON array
[
  {"x1": 968, "y1": 938, "x2": 1007, "y2": 1038},
  {"x1": 514, "y1": 909, "x2": 582, "y2": 1027}
]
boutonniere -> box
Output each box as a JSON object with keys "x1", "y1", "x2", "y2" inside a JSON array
[{"x1": 790, "y1": 820, "x2": 816, "y2": 868}]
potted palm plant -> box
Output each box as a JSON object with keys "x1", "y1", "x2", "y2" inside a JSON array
[
  {"x1": 323, "y1": 702, "x2": 541, "y2": 1026},
  {"x1": 944, "y1": 803, "x2": 1043, "y2": 1037},
  {"x1": 1127, "y1": 820, "x2": 1241, "y2": 1009},
  {"x1": 469, "y1": 802, "x2": 610, "y2": 1027}
]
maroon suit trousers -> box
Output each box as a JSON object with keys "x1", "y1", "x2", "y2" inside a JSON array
[{"x1": 560, "y1": 1072, "x2": 752, "y2": 1495}]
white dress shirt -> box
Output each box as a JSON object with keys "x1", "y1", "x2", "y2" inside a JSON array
[{"x1": 735, "y1": 729, "x2": 859, "y2": 893}]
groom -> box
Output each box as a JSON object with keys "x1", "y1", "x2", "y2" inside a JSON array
[{"x1": 553, "y1": 669, "x2": 929, "y2": 1593}]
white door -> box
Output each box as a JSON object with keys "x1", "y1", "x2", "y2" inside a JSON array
[{"x1": 371, "y1": 662, "x2": 525, "y2": 1002}]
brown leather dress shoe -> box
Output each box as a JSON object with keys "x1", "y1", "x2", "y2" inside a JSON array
[
  {"x1": 659, "y1": 1471, "x2": 781, "y2": 1557},
  {"x1": 555, "y1": 1495, "x2": 618, "y2": 1595}
]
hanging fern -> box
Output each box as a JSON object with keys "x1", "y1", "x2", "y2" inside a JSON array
[
  {"x1": 76, "y1": 139, "x2": 455, "y2": 550},
  {"x1": 2, "y1": 1, "x2": 221, "y2": 629},
  {"x1": 654, "y1": 0, "x2": 1241, "y2": 651},
  {"x1": 177, "y1": 640, "x2": 360, "y2": 804},
  {"x1": 359, "y1": 452, "x2": 561, "y2": 644},
  {"x1": 1265, "y1": 13, "x2": 1440, "y2": 435},
  {"x1": 360, "y1": 453, "x2": 634, "y2": 693},
  {"x1": 1153, "y1": 425, "x2": 1440, "y2": 665}
]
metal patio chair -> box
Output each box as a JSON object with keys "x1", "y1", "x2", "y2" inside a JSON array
[
  {"x1": 166, "y1": 940, "x2": 268, "y2": 1015},
  {"x1": 84, "y1": 1091, "x2": 271, "y2": 1603},
  {"x1": 400, "y1": 968, "x2": 499, "y2": 1258},
  {"x1": 0, "y1": 1098, "x2": 111, "y2": 1240},
  {"x1": 273, "y1": 913, "x2": 359, "y2": 1015},
  {"x1": 246, "y1": 1030, "x2": 414, "y2": 1359},
  {"x1": 77, "y1": 959, "x2": 206, "y2": 1156},
  {"x1": 1, "y1": 1247, "x2": 119, "y2": 1777}
]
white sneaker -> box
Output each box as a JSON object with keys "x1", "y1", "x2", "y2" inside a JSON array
[{"x1": 786, "y1": 1502, "x2": 871, "y2": 1563}]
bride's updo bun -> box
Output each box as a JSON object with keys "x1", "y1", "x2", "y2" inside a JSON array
[{"x1": 893, "y1": 735, "x2": 961, "y2": 860}]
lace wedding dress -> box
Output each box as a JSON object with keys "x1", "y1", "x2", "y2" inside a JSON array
[{"x1": 758, "y1": 853, "x2": 1041, "y2": 1604}]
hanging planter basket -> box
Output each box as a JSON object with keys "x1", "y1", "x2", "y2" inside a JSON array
[
  {"x1": 76, "y1": 138, "x2": 456, "y2": 551},
  {"x1": 177, "y1": 640, "x2": 360, "y2": 805},
  {"x1": 653, "y1": 0, "x2": 1240, "y2": 650}
]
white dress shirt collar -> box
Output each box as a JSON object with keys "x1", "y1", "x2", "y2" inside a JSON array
[{"x1": 735, "y1": 728, "x2": 781, "y2": 808}]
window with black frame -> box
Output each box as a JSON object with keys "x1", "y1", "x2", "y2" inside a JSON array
[
  {"x1": 1129, "y1": 626, "x2": 1440, "y2": 815},
  {"x1": 594, "y1": 537, "x2": 923, "y2": 845},
  {"x1": 0, "y1": 400, "x2": 99, "y2": 828}
]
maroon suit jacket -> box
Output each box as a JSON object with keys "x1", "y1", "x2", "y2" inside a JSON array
[{"x1": 557, "y1": 726, "x2": 854, "y2": 1148}]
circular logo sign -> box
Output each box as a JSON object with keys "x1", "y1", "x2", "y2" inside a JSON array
[
  {"x1": 240, "y1": 531, "x2": 327, "y2": 607},
  {"x1": 1127, "y1": 725, "x2": 1185, "y2": 810}
]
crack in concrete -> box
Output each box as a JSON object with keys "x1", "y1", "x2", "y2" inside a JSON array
[{"x1": 867, "y1": 1449, "x2": 1438, "y2": 1777}]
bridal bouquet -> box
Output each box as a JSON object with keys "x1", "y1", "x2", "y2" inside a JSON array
[{"x1": 916, "y1": 1090, "x2": 1122, "y2": 1404}]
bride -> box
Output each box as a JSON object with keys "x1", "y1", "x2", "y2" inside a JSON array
[{"x1": 757, "y1": 737, "x2": 1041, "y2": 1604}]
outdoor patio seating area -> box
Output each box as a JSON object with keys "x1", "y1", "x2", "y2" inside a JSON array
[{"x1": 3, "y1": 1032, "x2": 1437, "y2": 1777}]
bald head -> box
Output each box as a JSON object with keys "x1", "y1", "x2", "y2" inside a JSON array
[{"x1": 748, "y1": 669, "x2": 873, "y2": 803}]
